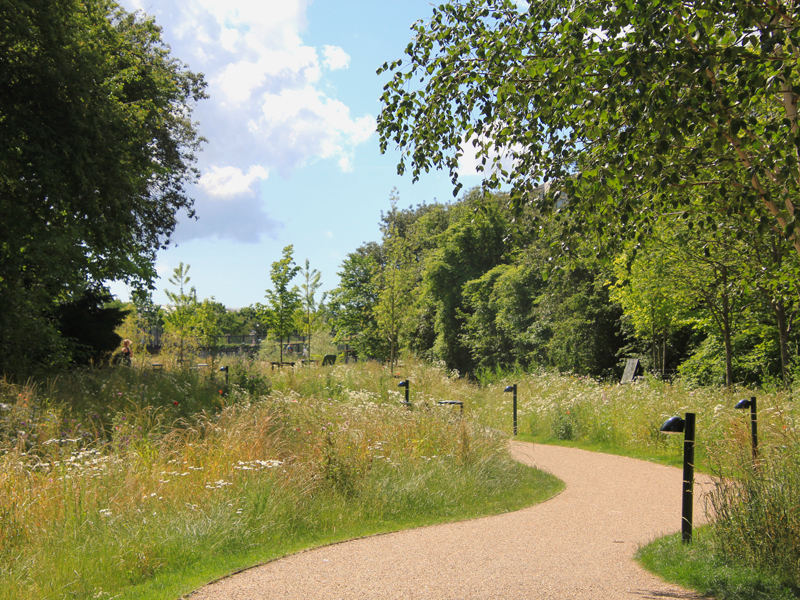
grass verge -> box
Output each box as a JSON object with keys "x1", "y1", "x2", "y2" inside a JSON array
[
  {"x1": 637, "y1": 527, "x2": 800, "y2": 600},
  {"x1": 514, "y1": 432, "x2": 686, "y2": 469},
  {"x1": 124, "y1": 459, "x2": 562, "y2": 600}
]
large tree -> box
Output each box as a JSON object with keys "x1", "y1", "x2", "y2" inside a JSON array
[
  {"x1": 377, "y1": 0, "x2": 800, "y2": 271},
  {"x1": 0, "y1": 0, "x2": 206, "y2": 376},
  {"x1": 420, "y1": 191, "x2": 508, "y2": 374},
  {"x1": 610, "y1": 235, "x2": 696, "y2": 378}
]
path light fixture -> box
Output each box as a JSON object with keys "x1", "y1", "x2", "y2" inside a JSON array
[
  {"x1": 436, "y1": 400, "x2": 464, "y2": 415},
  {"x1": 220, "y1": 365, "x2": 229, "y2": 386},
  {"x1": 734, "y1": 397, "x2": 758, "y2": 461},
  {"x1": 397, "y1": 380, "x2": 410, "y2": 408},
  {"x1": 659, "y1": 412, "x2": 696, "y2": 543},
  {"x1": 504, "y1": 384, "x2": 518, "y2": 435}
]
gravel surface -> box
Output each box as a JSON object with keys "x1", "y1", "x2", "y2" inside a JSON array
[{"x1": 187, "y1": 442, "x2": 715, "y2": 599}]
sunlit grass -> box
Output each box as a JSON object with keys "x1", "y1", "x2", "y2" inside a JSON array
[
  {"x1": 3, "y1": 359, "x2": 798, "y2": 599},
  {"x1": 0, "y1": 359, "x2": 560, "y2": 600},
  {"x1": 637, "y1": 527, "x2": 800, "y2": 600},
  {"x1": 468, "y1": 368, "x2": 800, "y2": 592}
]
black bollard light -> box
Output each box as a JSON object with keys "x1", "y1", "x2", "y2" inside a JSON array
[
  {"x1": 220, "y1": 365, "x2": 229, "y2": 386},
  {"x1": 660, "y1": 413, "x2": 696, "y2": 543},
  {"x1": 504, "y1": 384, "x2": 518, "y2": 435},
  {"x1": 398, "y1": 380, "x2": 410, "y2": 408},
  {"x1": 734, "y1": 397, "x2": 758, "y2": 461}
]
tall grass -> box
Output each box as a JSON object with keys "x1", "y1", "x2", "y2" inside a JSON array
[
  {"x1": 705, "y1": 425, "x2": 800, "y2": 587},
  {"x1": 2, "y1": 358, "x2": 798, "y2": 598},
  {"x1": 0, "y1": 359, "x2": 559, "y2": 600},
  {"x1": 472, "y1": 368, "x2": 800, "y2": 589}
]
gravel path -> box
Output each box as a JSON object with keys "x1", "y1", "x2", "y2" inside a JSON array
[{"x1": 187, "y1": 443, "x2": 715, "y2": 599}]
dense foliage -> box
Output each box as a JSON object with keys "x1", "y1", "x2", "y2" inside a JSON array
[
  {"x1": 377, "y1": 0, "x2": 800, "y2": 261},
  {"x1": 330, "y1": 190, "x2": 629, "y2": 378},
  {"x1": 329, "y1": 187, "x2": 800, "y2": 386},
  {"x1": 366, "y1": 0, "x2": 800, "y2": 387},
  {"x1": 0, "y1": 0, "x2": 206, "y2": 377}
]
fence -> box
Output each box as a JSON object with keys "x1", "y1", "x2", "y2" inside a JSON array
[{"x1": 140, "y1": 331, "x2": 345, "y2": 359}]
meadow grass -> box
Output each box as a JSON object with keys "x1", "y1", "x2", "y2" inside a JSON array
[
  {"x1": 0, "y1": 358, "x2": 560, "y2": 600},
  {"x1": 265, "y1": 361, "x2": 800, "y2": 593},
  {"x1": 3, "y1": 358, "x2": 799, "y2": 599},
  {"x1": 471, "y1": 368, "x2": 800, "y2": 595}
]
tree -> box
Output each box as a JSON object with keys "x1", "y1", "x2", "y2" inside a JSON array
[
  {"x1": 130, "y1": 290, "x2": 163, "y2": 351},
  {"x1": 461, "y1": 264, "x2": 521, "y2": 371},
  {"x1": 299, "y1": 259, "x2": 327, "y2": 358},
  {"x1": 376, "y1": 0, "x2": 800, "y2": 271},
  {"x1": 236, "y1": 306, "x2": 270, "y2": 337},
  {"x1": 55, "y1": 287, "x2": 129, "y2": 366},
  {"x1": 194, "y1": 298, "x2": 222, "y2": 369},
  {"x1": 263, "y1": 246, "x2": 302, "y2": 363},
  {"x1": 610, "y1": 237, "x2": 696, "y2": 378},
  {"x1": 420, "y1": 191, "x2": 508, "y2": 374},
  {"x1": 329, "y1": 246, "x2": 384, "y2": 360},
  {"x1": 741, "y1": 233, "x2": 800, "y2": 384},
  {"x1": 539, "y1": 269, "x2": 623, "y2": 377},
  {"x1": 163, "y1": 262, "x2": 198, "y2": 363},
  {"x1": 675, "y1": 233, "x2": 755, "y2": 387},
  {"x1": 0, "y1": 0, "x2": 206, "y2": 377},
  {"x1": 375, "y1": 191, "x2": 415, "y2": 371},
  {"x1": 613, "y1": 219, "x2": 764, "y2": 386}
]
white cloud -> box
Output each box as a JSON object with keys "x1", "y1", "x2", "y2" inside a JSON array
[
  {"x1": 219, "y1": 27, "x2": 241, "y2": 53},
  {"x1": 118, "y1": 0, "x2": 375, "y2": 242},
  {"x1": 323, "y1": 45, "x2": 350, "y2": 70},
  {"x1": 252, "y1": 87, "x2": 374, "y2": 175},
  {"x1": 199, "y1": 165, "x2": 269, "y2": 197}
]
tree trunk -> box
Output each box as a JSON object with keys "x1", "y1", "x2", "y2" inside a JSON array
[
  {"x1": 721, "y1": 269, "x2": 734, "y2": 387},
  {"x1": 651, "y1": 312, "x2": 657, "y2": 374},
  {"x1": 723, "y1": 324, "x2": 734, "y2": 387},
  {"x1": 773, "y1": 299, "x2": 792, "y2": 386}
]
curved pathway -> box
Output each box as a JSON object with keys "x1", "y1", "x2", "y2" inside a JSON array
[{"x1": 188, "y1": 443, "x2": 714, "y2": 599}]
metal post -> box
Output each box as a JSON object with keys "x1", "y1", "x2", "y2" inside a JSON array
[
  {"x1": 512, "y1": 384, "x2": 518, "y2": 435},
  {"x1": 749, "y1": 396, "x2": 758, "y2": 461},
  {"x1": 504, "y1": 384, "x2": 518, "y2": 435},
  {"x1": 398, "y1": 380, "x2": 410, "y2": 409},
  {"x1": 681, "y1": 412, "x2": 695, "y2": 544},
  {"x1": 735, "y1": 397, "x2": 759, "y2": 463}
]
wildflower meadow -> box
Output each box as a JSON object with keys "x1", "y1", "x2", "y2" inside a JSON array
[
  {"x1": 1, "y1": 357, "x2": 798, "y2": 599},
  {"x1": 0, "y1": 358, "x2": 557, "y2": 600}
]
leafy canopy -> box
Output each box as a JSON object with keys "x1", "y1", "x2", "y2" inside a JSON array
[
  {"x1": 377, "y1": 0, "x2": 800, "y2": 260},
  {"x1": 0, "y1": 0, "x2": 206, "y2": 376}
]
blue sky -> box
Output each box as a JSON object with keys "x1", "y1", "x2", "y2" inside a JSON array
[{"x1": 110, "y1": 0, "x2": 487, "y2": 308}]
